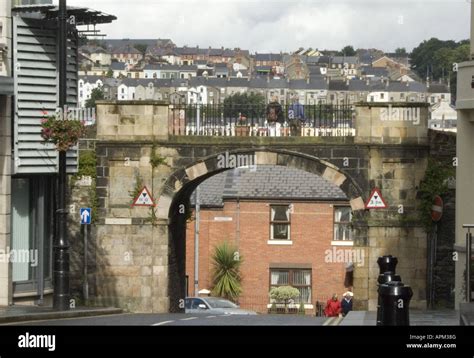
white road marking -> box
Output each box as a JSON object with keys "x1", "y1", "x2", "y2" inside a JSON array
[
  {"x1": 206, "y1": 315, "x2": 217, "y2": 318},
  {"x1": 180, "y1": 317, "x2": 198, "y2": 321},
  {"x1": 152, "y1": 320, "x2": 174, "y2": 326},
  {"x1": 322, "y1": 317, "x2": 335, "y2": 326}
]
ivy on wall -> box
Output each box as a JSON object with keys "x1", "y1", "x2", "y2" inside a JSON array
[{"x1": 417, "y1": 158, "x2": 455, "y2": 233}]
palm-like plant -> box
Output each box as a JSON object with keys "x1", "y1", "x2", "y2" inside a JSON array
[{"x1": 210, "y1": 242, "x2": 243, "y2": 302}]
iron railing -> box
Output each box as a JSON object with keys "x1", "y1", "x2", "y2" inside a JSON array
[{"x1": 168, "y1": 104, "x2": 355, "y2": 137}]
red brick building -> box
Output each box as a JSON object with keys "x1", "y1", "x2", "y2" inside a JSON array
[{"x1": 186, "y1": 165, "x2": 355, "y2": 314}]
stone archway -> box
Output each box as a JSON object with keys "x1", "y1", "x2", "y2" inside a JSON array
[{"x1": 155, "y1": 149, "x2": 368, "y2": 312}]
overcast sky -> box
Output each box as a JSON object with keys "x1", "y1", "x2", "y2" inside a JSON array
[{"x1": 61, "y1": 0, "x2": 470, "y2": 53}]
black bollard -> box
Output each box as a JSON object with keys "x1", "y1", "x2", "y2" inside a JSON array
[
  {"x1": 377, "y1": 255, "x2": 398, "y2": 275},
  {"x1": 378, "y1": 281, "x2": 413, "y2": 326},
  {"x1": 377, "y1": 272, "x2": 401, "y2": 325}
]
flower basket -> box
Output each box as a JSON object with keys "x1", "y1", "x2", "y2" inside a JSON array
[{"x1": 41, "y1": 116, "x2": 86, "y2": 152}]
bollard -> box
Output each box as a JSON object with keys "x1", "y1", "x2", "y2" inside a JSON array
[
  {"x1": 376, "y1": 272, "x2": 401, "y2": 325},
  {"x1": 376, "y1": 255, "x2": 400, "y2": 326},
  {"x1": 378, "y1": 281, "x2": 413, "y2": 326},
  {"x1": 377, "y1": 255, "x2": 398, "y2": 275}
]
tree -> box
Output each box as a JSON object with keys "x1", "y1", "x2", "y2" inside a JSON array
[
  {"x1": 270, "y1": 286, "x2": 300, "y2": 314},
  {"x1": 223, "y1": 92, "x2": 265, "y2": 119},
  {"x1": 106, "y1": 69, "x2": 114, "y2": 78},
  {"x1": 210, "y1": 242, "x2": 243, "y2": 302},
  {"x1": 395, "y1": 47, "x2": 407, "y2": 56},
  {"x1": 85, "y1": 87, "x2": 105, "y2": 108},
  {"x1": 339, "y1": 45, "x2": 356, "y2": 57},
  {"x1": 134, "y1": 43, "x2": 148, "y2": 55}
]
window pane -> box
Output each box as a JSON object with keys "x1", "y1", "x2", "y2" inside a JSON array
[
  {"x1": 273, "y1": 224, "x2": 288, "y2": 239},
  {"x1": 293, "y1": 270, "x2": 311, "y2": 285},
  {"x1": 271, "y1": 271, "x2": 289, "y2": 285},
  {"x1": 296, "y1": 287, "x2": 312, "y2": 304},
  {"x1": 335, "y1": 207, "x2": 351, "y2": 223},
  {"x1": 272, "y1": 206, "x2": 289, "y2": 221}
]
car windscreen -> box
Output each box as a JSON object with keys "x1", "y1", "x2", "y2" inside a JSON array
[{"x1": 204, "y1": 298, "x2": 238, "y2": 308}]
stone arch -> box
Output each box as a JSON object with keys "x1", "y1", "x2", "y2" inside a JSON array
[
  {"x1": 157, "y1": 148, "x2": 366, "y2": 221},
  {"x1": 156, "y1": 148, "x2": 369, "y2": 312}
]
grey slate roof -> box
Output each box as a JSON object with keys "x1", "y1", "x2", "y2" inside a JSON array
[
  {"x1": 361, "y1": 66, "x2": 389, "y2": 77},
  {"x1": 428, "y1": 83, "x2": 449, "y2": 93},
  {"x1": 329, "y1": 80, "x2": 349, "y2": 91},
  {"x1": 79, "y1": 75, "x2": 104, "y2": 83},
  {"x1": 254, "y1": 53, "x2": 283, "y2": 62},
  {"x1": 143, "y1": 64, "x2": 197, "y2": 71},
  {"x1": 332, "y1": 56, "x2": 358, "y2": 64},
  {"x1": 192, "y1": 165, "x2": 348, "y2": 207},
  {"x1": 111, "y1": 62, "x2": 126, "y2": 70}
]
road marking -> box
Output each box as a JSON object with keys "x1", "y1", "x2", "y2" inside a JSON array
[
  {"x1": 206, "y1": 315, "x2": 217, "y2": 318},
  {"x1": 180, "y1": 317, "x2": 198, "y2": 321},
  {"x1": 322, "y1": 317, "x2": 335, "y2": 326},
  {"x1": 152, "y1": 320, "x2": 175, "y2": 326}
]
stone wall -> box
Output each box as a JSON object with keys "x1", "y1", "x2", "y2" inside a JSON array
[{"x1": 88, "y1": 101, "x2": 431, "y2": 312}]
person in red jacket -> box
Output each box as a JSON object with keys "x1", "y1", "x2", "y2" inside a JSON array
[{"x1": 324, "y1": 294, "x2": 342, "y2": 317}]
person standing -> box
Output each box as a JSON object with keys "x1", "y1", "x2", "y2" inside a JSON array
[
  {"x1": 324, "y1": 293, "x2": 342, "y2": 317},
  {"x1": 341, "y1": 291, "x2": 353, "y2": 317},
  {"x1": 288, "y1": 97, "x2": 305, "y2": 136}
]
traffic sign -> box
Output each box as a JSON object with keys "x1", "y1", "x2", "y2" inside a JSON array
[
  {"x1": 431, "y1": 195, "x2": 443, "y2": 222},
  {"x1": 80, "y1": 208, "x2": 91, "y2": 225},
  {"x1": 365, "y1": 188, "x2": 387, "y2": 209},
  {"x1": 132, "y1": 186, "x2": 155, "y2": 207}
]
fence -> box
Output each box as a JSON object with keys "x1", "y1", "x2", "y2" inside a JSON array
[
  {"x1": 236, "y1": 295, "x2": 333, "y2": 315},
  {"x1": 169, "y1": 104, "x2": 355, "y2": 137}
]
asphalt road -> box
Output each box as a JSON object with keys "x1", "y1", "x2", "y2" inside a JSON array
[{"x1": 11, "y1": 313, "x2": 331, "y2": 326}]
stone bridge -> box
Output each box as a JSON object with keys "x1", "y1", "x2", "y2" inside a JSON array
[{"x1": 90, "y1": 100, "x2": 430, "y2": 313}]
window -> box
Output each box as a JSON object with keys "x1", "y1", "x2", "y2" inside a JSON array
[
  {"x1": 270, "y1": 205, "x2": 291, "y2": 240},
  {"x1": 400, "y1": 93, "x2": 405, "y2": 99},
  {"x1": 270, "y1": 269, "x2": 311, "y2": 303},
  {"x1": 441, "y1": 94, "x2": 445, "y2": 99},
  {"x1": 380, "y1": 93, "x2": 385, "y2": 99},
  {"x1": 334, "y1": 207, "x2": 352, "y2": 241}
]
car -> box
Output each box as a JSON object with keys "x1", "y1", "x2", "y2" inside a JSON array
[{"x1": 185, "y1": 297, "x2": 257, "y2": 315}]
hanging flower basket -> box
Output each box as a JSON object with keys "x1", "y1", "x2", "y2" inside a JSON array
[{"x1": 41, "y1": 116, "x2": 86, "y2": 152}]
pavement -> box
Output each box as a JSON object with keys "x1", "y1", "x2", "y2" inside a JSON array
[
  {"x1": 340, "y1": 309, "x2": 460, "y2": 326},
  {"x1": 0, "y1": 305, "x2": 123, "y2": 324}
]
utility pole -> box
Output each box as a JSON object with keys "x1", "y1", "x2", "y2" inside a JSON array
[
  {"x1": 53, "y1": 0, "x2": 71, "y2": 310},
  {"x1": 194, "y1": 95, "x2": 201, "y2": 296}
]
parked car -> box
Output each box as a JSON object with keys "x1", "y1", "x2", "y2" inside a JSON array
[{"x1": 185, "y1": 297, "x2": 257, "y2": 315}]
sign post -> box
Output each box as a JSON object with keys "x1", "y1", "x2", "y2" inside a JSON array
[{"x1": 80, "y1": 208, "x2": 91, "y2": 300}]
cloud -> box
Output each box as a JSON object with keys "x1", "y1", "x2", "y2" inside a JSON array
[{"x1": 63, "y1": 0, "x2": 470, "y2": 52}]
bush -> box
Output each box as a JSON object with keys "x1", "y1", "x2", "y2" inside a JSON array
[
  {"x1": 269, "y1": 286, "x2": 300, "y2": 313},
  {"x1": 298, "y1": 302, "x2": 306, "y2": 315}
]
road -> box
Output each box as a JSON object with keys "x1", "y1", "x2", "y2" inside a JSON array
[{"x1": 10, "y1": 313, "x2": 335, "y2": 326}]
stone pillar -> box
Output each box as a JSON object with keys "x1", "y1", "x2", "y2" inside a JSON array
[
  {"x1": 93, "y1": 101, "x2": 171, "y2": 312},
  {"x1": 355, "y1": 103, "x2": 430, "y2": 310}
]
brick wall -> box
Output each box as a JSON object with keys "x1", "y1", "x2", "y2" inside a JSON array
[{"x1": 186, "y1": 200, "x2": 350, "y2": 314}]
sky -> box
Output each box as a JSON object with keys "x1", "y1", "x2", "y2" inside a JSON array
[{"x1": 61, "y1": 0, "x2": 471, "y2": 53}]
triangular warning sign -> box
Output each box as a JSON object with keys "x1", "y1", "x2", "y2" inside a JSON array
[
  {"x1": 132, "y1": 186, "x2": 155, "y2": 207},
  {"x1": 365, "y1": 188, "x2": 387, "y2": 209}
]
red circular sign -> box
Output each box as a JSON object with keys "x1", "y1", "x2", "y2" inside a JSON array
[{"x1": 431, "y1": 195, "x2": 443, "y2": 222}]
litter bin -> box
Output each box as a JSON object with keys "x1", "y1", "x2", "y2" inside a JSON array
[
  {"x1": 376, "y1": 272, "x2": 401, "y2": 325},
  {"x1": 378, "y1": 281, "x2": 413, "y2": 326}
]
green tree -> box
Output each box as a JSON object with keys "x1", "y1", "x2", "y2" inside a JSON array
[
  {"x1": 269, "y1": 286, "x2": 300, "y2": 314},
  {"x1": 106, "y1": 69, "x2": 114, "y2": 78},
  {"x1": 395, "y1": 47, "x2": 407, "y2": 56},
  {"x1": 223, "y1": 92, "x2": 265, "y2": 119},
  {"x1": 134, "y1": 43, "x2": 148, "y2": 55},
  {"x1": 210, "y1": 242, "x2": 243, "y2": 302},
  {"x1": 85, "y1": 87, "x2": 105, "y2": 108},
  {"x1": 339, "y1": 45, "x2": 356, "y2": 57}
]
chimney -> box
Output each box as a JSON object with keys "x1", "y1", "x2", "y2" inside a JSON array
[{"x1": 366, "y1": 78, "x2": 370, "y2": 86}]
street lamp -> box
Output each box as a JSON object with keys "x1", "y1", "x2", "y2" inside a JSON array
[{"x1": 53, "y1": 0, "x2": 70, "y2": 310}]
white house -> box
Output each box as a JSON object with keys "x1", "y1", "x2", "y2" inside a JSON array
[
  {"x1": 117, "y1": 81, "x2": 136, "y2": 101},
  {"x1": 187, "y1": 85, "x2": 208, "y2": 105},
  {"x1": 429, "y1": 101, "x2": 457, "y2": 130},
  {"x1": 78, "y1": 77, "x2": 104, "y2": 107},
  {"x1": 367, "y1": 91, "x2": 390, "y2": 102}
]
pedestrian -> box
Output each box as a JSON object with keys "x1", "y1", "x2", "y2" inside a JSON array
[
  {"x1": 288, "y1": 97, "x2": 305, "y2": 136},
  {"x1": 324, "y1": 293, "x2": 342, "y2": 317},
  {"x1": 341, "y1": 291, "x2": 353, "y2": 317},
  {"x1": 266, "y1": 98, "x2": 284, "y2": 136}
]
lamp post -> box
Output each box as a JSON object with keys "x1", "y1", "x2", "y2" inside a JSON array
[
  {"x1": 192, "y1": 90, "x2": 201, "y2": 296},
  {"x1": 53, "y1": 0, "x2": 71, "y2": 310}
]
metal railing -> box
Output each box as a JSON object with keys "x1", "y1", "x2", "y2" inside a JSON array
[{"x1": 168, "y1": 104, "x2": 355, "y2": 137}]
